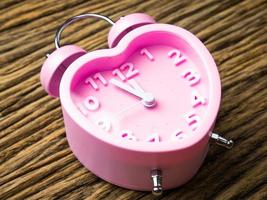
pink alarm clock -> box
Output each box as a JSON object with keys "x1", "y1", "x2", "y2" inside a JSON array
[{"x1": 40, "y1": 13, "x2": 233, "y2": 195}]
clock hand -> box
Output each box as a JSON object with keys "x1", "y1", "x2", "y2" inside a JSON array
[
  {"x1": 112, "y1": 100, "x2": 143, "y2": 119},
  {"x1": 110, "y1": 78, "x2": 156, "y2": 108},
  {"x1": 129, "y1": 80, "x2": 157, "y2": 108},
  {"x1": 128, "y1": 79, "x2": 145, "y2": 93},
  {"x1": 110, "y1": 78, "x2": 145, "y2": 98}
]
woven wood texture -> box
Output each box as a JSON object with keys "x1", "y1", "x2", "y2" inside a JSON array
[{"x1": 0, "y1": 0, "x2": 266, "y2": 199}]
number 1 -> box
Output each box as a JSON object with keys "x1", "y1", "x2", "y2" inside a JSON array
[{"x1": 140, "y1": 48, "x2": 154, "y2": 61}]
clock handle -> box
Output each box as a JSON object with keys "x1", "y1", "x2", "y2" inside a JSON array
[
  {"x1": 54, "y1": 13, "x2": 114, "y2": 49},
  {"x1": 211, "y1": 133, "x2": 234, "y2": 149}
]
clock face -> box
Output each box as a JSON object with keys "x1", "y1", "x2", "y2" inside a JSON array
[{"x1": 71, "y1": 45, "x2": 211, "y2": 143}]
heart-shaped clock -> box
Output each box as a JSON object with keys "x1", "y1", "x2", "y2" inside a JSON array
[{"x1": 40, "y1": 13, "x2": 233, "y2": 195}]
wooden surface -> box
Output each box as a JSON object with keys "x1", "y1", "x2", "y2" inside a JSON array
[{"x1": 0, "y1": 0, "x2": 266, "y2": 199}]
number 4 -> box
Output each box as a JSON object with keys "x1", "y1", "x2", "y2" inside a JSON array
[{"x1": 191, "y1": 90, "x2": 206, "y2": 107}]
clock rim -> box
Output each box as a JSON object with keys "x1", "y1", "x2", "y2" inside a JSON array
[{"x1": 60, "y1": 24, "x2": 221, "y2": 153}]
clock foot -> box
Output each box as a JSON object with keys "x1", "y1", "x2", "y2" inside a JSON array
[
  {"x1": 211, "y1": 133, "x2": 234, "y2": 149},
  {"x1": 151, "y1": 169, "x2": 163, "y2": 196}
]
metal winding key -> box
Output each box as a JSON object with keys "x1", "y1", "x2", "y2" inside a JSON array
[{"x1": 40, "y1": 13, "x2": 234, "y2": 195}]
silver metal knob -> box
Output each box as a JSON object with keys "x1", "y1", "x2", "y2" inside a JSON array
[
  {"x1": 151, "y1": 169, "x2": 163, "y2": 196},
  {"x1": 211, "y1": 133, "x2": 234, "y2": 149}
]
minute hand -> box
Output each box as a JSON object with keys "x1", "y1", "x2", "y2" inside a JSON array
[
  {"x1": 110, "y1": 78, "x2": 156, "y2": 108},
  {"x1": 110, "y1": 78, "x2": 146, "y2": 99}
]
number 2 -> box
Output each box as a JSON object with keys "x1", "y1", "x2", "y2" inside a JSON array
[
  {"x1": 112, "y1": 62, "x2": 139, "y2": 81},
  {"x1": 120, "y1": 63, "x2": 139, "y2": 79},
  {"x1": 168, "y1": 49, "x2": 186, "y2": 66}
]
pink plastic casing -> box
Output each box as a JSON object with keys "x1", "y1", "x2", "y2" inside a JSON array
[
  {"x1": 40, "y1": 45, "x2": 86, "y2": 97},
  {"x1": 40, "y1": 13, "x2": 221, "y2": 191}
]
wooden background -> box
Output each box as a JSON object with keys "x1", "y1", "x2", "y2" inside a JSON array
[{"x1": 0, "y1": 0, "x2": 266, "y2": 199}]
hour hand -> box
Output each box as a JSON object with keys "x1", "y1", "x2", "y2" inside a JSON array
[{"x1": 110, "y1": 78, "x2": 156, "y2": 108}]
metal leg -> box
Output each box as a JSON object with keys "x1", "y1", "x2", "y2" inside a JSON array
[
  {"x1": 151, "y1": 169, "x2": 163, "y2": 196},
  {"x1": 211, "y1": 133, "x2": 234, "y2": 149}
]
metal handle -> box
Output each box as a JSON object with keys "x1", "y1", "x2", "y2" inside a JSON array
[{"x1": 54, "y1": 13, "x2": 115, "y2": 49}]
